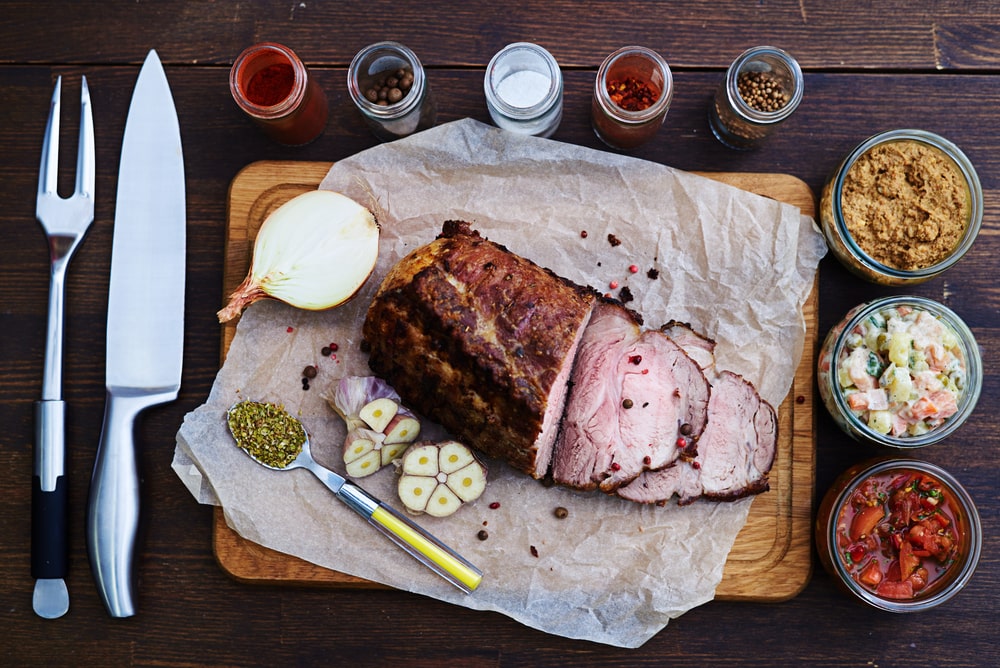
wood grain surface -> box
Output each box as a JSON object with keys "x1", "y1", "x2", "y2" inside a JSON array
[
  {"x1": 213, "y1": 161, "x2": 818, "y2": 602},
  {"x1": 4, "y1": 2, "x2": 999, "y2": 665}
]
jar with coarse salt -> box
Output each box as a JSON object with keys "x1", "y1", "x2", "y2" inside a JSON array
[{"x1": 484, "y1": 42, "x2": 564, "y2": 137}]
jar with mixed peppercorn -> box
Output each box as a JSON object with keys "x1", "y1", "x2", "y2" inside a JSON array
[
  {"x1": 709, "y1": 46, "x2": 803, "y2": 150},
  {"x1": 348, "y1": 41, "x2": 437, "y2": 142},
  {"x1": 229, "y1": 42, "x2": 329, "y2": 145},
  {"x1": 591, "y1": 46, "x2": 673, "y2": 150}
]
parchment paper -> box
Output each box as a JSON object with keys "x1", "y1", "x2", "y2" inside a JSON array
[{"x1": 173, "y1": 118, "x2": 826, "y2": 648}]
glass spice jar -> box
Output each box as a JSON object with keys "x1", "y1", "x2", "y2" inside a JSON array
[
  {"x1": 591, "y1": 46, "x2": 673, "y2": 150},
  {"x1": 484, "y1": 42, "x2": 564, "y2": 137},
  {"x1": 229, "y1": 42, "x2": 329, "y2": 146},
  {"x1": 709, "y1": 46, "x2": 803, "y2": 150},
  {"x1": 348, "y1": 41, "x2": 437, "y2": 142}
]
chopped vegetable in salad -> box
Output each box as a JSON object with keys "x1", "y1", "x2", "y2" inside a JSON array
[{"x1": 838, "y1": 304, "x2": 967, "y2": 437}]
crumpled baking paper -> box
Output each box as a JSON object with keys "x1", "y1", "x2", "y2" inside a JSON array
[{"x1": 173, "y1": 118, "x2": 826, "y2": 648}]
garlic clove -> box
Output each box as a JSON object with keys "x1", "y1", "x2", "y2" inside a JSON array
[
  {"x1": 437, "y1": 440, "x2": 475, "y2": 474},
  {"x1": 217, "y1": 190, "x2": 379, "y2": 323},
  {"x1": 397, "y1": 474, "x2": 433, "y2": 513},
  {"x1": 345, "y1": 450, "x2": 381, "y2": 478},
  {"x1": 425, "y1": 484, "x2": 463, "y2": 518},
  {"x1": 449, "y1": 461, "x2": 488, "y2": 503},
  {"x1": 380, "y1": 442, "x2": 409, "y2": 466},
  {"x1": 401, "y1": 443, "x2": 440, "y2": 477},
  {"x1": 358, "y1": 397, "x2": 398, "y2": 433},
  {"x1": 382, "y1": 412, "x2": 421, "y2": 445}
]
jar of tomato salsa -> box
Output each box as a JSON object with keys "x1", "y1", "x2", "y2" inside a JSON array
[{"x1": 815, "y1": 458, "x2": 981, "y2": 612}]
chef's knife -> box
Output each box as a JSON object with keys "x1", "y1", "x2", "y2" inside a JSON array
[{"x1": 86, "y1": 50, "x2": 185, "y2": 618}]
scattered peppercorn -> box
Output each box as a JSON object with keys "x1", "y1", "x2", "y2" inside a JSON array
[
  {"x1": 607, "y1": 76, "x2": 660, "y2": 112},
  {"x1": 363, "y1": 67, "x2": 415, "y2": 107},
  {"x1": 676, "y1": 436, "x2": 687, "y2": 449},
  {"x1": 607, "y1": 233, "x2": 621, "y2": 247},
  {"x1": 477, "y1": 529, "x2": 489, "y2": 541},
  {"x1": 554, "y1": 506, "x2": 569, "y2": 519},
  {"x1": 609, "y1": 280, "x2": 619, "y2": 290},
  {"x1": 622, "y1": 398, "x2": 634, "y2": 409},
  {"x1": 618, "y1": 285, "x2": 634, "y2": 304},
  {"x1": 642, "y1": 455, "x2": 652, "y2": 466},
  {"x1": 796, "y1": 395, "x2": 806, "y2": 404},
  {"x1": 628, "y1": 264, "x2": 639, "y2": 274},
  {"x1": 737, "y1": 70, "x2": 790, "y2": 113},
  {"x1": 489, "y1": 501, "x2": 501, "y2": 510},
  {"x1": 679, "y1": 423, "x2": 693, "y2": 436},
  {"x1": 610, "y1": 462, "x2": 621, "y2": 471},
  {"x1": 320, "y1": 346, "x2": 332, "y2": 357},
  {"x1": 646, "y1": 268, "x2": 659, "y2": 280},
  {"x1": 580, "y1": 230, "x2": 588, "y2": 238},
  {"x1": 286, "y1": 326, "x2": 294, "y2": 333},
  {"x1": 629, "y1": 355, "x2": 642, "y2": 365},
  {"x1": 303, "y1": 365, "x2": 317, "y2": 379},
  {"x1": 530, "y1": 545, "x2": 539, "y2": 558}
]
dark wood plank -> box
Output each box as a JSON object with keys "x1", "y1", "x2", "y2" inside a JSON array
[
  {"x1": 1, "y1": 1, "x2": 1000, "y2": 70},
  {"x1": 1, "y1": 30, "x2": 998, "y2": 666}
]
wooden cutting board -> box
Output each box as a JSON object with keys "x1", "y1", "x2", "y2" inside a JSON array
[{"x1": 213, "y1": 161, "x2": 818, "y2": 601}]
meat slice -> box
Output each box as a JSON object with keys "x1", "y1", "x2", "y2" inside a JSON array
[
  {"x1": 551, "y1": 301, "x2": 711, "y2": 492},
  {"x1": 661, "y1": 320, "x2": 716, "y2": 373},
  {"x1": 362, "y1": 220, "x2": 597, "y2": 478},
  {"x1": 617, "y1": 370, "x2": 777, "y2": 505}
]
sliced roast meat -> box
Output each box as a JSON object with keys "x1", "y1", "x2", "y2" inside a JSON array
[
  {"x1": 661, "y1": 320, "x2": 716, "y2": 373},
  {"x1": 551, "y1": 301, "x2": 711, "y2": 492},
  {"x1": 618, "y1": 370, "x2": 777, "y2": 505},
  {"x1": 362, "y1": 220, "x2": 597, "y2": 478}
]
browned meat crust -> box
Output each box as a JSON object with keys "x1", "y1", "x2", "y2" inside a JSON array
[{"x1": 362, "y1": 220, "x2": 597, "y2": 477}]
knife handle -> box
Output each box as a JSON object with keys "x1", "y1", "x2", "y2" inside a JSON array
[
  {"x1": 33, "y1": 400, "x2": 69, "y2": 579},
  {"x1": 87, "y1": 390, "x2": 171, "y2": 618},
  {"x1": 338, "y1": 483, "x2": 483, "y2": 593}
]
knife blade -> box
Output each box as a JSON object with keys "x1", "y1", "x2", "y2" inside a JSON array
[{"x1": 86, "y1": 49, "x2": 185, "y2": 618}]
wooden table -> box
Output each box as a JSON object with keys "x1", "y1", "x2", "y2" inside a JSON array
[{"x1": 1, "y1": 2, "x2": 996, "y2": 665}]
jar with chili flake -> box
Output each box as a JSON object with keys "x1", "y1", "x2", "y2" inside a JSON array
[
  {"x1": 592, "y1": 46, "x2": 673, "y2": 150},
  {"x1": 348, "y1": 41, "x2": 436, "y2": 142},
  {"x1": 230, "y1": 43, "x2": 329, "y2": 145},
  {"x1": 708, "y1": 46, "x2": 803, "y2": 150}
]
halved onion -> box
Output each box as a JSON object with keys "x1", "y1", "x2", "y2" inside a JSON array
[{"x1": 217, "y1": 190, "x2": 379, "y2": 322}]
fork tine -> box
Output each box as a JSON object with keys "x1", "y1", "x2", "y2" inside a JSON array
[
  {"x1": 76, "y1": 76, "x2": 95, "y2": 200},
  {"x1": 38, "y1": 76, "x2": 62, "y2": 198}
]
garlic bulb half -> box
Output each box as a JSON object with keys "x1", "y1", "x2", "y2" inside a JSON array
[{"x1": 218, "y1": 190, "x2": 379, "y2": 322}]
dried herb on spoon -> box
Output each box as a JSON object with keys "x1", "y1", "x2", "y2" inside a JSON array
[{"x1": 227, "y1": 401, "x2": 306, "y2": 469}]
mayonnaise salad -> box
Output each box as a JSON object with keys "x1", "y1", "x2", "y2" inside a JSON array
[{"x1": 837, "y1": 303, "x2": 967, "y2": 437}]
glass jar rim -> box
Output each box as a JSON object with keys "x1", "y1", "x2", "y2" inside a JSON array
[
  {"x1": 348, "y1": 41, "x2": 426, "y2": 119},
  {"x1": 724, "y1": 45, "x2": 803, "y2": 125},
  {"x1": 830, "y1": 129, "x2": 984, "y2": 281},
  {"x1": 594, "y1": 45, "x2": 673, "y2": 124},
  {"x1": 822, "y1": 458, "x2": 982, "y2": 612},
  {"x1": 484, "y1": 42, "x2": 563, "y2": 119},
  {"x1": 828, "y1": 295, "x2": 982, "y2": 448},
  {"x1": 230, "y1": 42, "x2": 308, "y2": 118}
]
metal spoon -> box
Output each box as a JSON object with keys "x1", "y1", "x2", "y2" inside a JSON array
[{"x1": 226, "y1": 401, "x2": 482, "y2": 594}]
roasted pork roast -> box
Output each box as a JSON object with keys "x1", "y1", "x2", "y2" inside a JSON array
[{"x1": 362, "y1": 221, "x2": 778, "y2": 503}]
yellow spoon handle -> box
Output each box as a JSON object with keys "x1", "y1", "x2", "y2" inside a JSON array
[{"x1": 339, "y1": 483, "x2": 482, "y2": 593}]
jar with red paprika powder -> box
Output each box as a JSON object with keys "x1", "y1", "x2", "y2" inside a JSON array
[
  {"x1": 592, "y1": 46, "x2": 673, "y2": 150},
  {"x1": 230, "y1": 42, "x2": 329, "y2": 145}
]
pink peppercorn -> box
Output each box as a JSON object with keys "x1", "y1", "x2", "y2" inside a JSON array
[{"x1": 629, "y1": 264, "x2": 639, "y2": 273}]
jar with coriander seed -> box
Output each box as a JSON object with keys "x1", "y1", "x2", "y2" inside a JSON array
[{"x1": 709, "y1": 46, "x2": 803, "y2": 150}]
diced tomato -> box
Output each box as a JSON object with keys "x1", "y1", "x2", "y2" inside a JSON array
[
  {"x1": 876, "y1": 578, "x2": 915, "y2": 600},
  {"x1": 899, "y1": 540, "x2": 920, "y2": 580},
  {"x1": 850, "y1": 505, "x2": 885, "y2": 541},
  {"x1": 859, "y1": 561, "x2": 883, "y2": 587}
]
